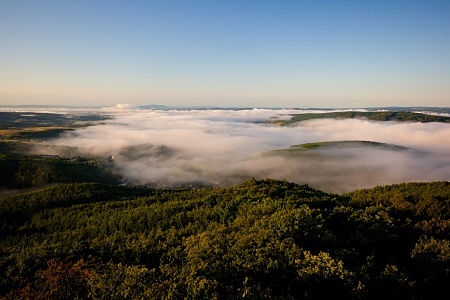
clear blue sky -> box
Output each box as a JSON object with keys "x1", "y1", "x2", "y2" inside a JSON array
[{"x1": 1, "y1": 0, "x2": 449, "y2": 108}]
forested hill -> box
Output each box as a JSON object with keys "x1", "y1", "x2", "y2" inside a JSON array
[
  {"x1": 1, "y1": 179, "x2": 450, "y2": 299},
  {"x1": 279, "y1": 111, "x2": 450, "y2": 125}
]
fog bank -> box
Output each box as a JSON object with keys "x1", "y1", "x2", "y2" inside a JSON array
[{"x1": 48, "y1": 108, "x2": 450, "y2": 193}]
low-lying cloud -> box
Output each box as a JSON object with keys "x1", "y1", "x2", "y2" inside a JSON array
[{"x1": 46, "y1": 108, "x2": 450, "y2": 193}]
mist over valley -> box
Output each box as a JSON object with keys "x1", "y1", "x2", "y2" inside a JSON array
[{"x1": 7, "y1": 105, "x2": 448, "y2": 193}]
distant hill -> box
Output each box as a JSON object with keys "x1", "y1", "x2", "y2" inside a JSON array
[
  {"x1": 279, "y1": 111, "x2": 450, "y2": 126},
  {"x1": 366, "y1": 106, "x2": 450, "y2": 114},
  {"x1": 271, "y1": 140, "x2": 410, "y2": 155}
]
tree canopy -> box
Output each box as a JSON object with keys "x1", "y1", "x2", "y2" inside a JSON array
[{"x1": 1, "y1": 179, "x2": 449, "y2": 299}]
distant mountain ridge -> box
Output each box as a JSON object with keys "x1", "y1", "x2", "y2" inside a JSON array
[{"x1": 279, "y1": 111, "x2": 450, "y2": 126}]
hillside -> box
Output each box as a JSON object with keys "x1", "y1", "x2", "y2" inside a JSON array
[
  {"x1": 1, "y1": 179, "x2": 449, "y2": 299},
  {"x1": 271, "y1": 140, "x2": 410, "y2": 154},
  {"x1": 279, "y1": 111, "x2": 450, "y2": 126}
]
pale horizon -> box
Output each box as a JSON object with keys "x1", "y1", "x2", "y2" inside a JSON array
[{"x1": 1, "y1": 1, "x2": 449, "y2": 108}]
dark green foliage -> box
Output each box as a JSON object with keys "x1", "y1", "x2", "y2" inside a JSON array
[
  {"x1": 280, "y1": 111, "x2": 450, "y2": 125},
  {"x1": 0, "y1": 154, "x2": 119, "y2": 190},
  {"x1": 0, "y1": 141, "x2": 33, "y2": 154},
  {"x1": 1, "y1": 179, "x2": 449, "y2": 299},
  {"x1": 0, "y1": 183, "x2": 155, "y2": 235}
]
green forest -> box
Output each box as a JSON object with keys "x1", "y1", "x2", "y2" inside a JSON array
[{"x1": 1, "y1": 179, "x2": 450, "y2": 299}]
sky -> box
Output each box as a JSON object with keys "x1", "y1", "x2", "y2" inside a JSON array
[{"x1": 1, "y1": 0, "x2": 449, "y2": 108}]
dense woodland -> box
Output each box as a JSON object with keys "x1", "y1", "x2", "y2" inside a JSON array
[
  {"x1": 1, "y1": 110, "x2": 450, "y2": 298},
  {"x1": 1, "y1": 179, "x2": 449, "y2": 299},
  {"x1": 0, "y1": 151, "x2": 118, "y2": 191}
]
